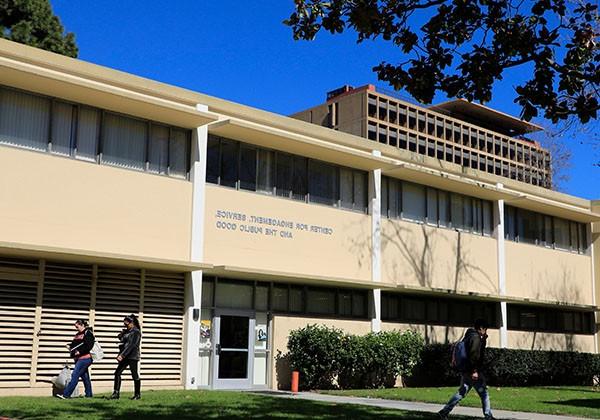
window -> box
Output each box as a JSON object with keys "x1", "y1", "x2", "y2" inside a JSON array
[
  {"x1": 309, "y1": 160, "x2": 339, "y2": 206},
  {"x1": 239, "y1": 145, "x2": 257, "y2": 191},
  {"x1": 306, "y1": 288, "x2": 336, "y2": 315},
  {"x1": 206, "y1": 135, "x2": 220, "y2": 184},
  {"x1": 0, "y1": 86, "x2": 191, "y2": 178},
  {"x1": 257, "y1": 149, "x2": 275, "y2": 194},
  {"x1": 292, "y1": 156, "x2": 308, "y2": 201},
  {"x1": 51, "y1": 101, "x2": 76, "y2": 156},
  {"x1": 451, "y1": 194, "x2": 464, "y2": 229},
  {"x1": 0, "y1": 88, "x2": 50, "y2": 151},
  {"x1": 219, "y1": 139, "x2": 238, "y2": 188},
  {"x1": 353, "y1": 171, "x2": 367, "y2": 212},
  {"x1": 426, "y1": 188, "x2": 438, "y2": 225},
  {"x1": 148, "y1": 124, "x2": 169, "y2": 175},
  {"x1": 508, "y1": 304, "x2": 594, "y2": 335},
  {"x1": 439, "y1": 190, "x2": 450, "y2": 227},
  {"x1": 102, "y1": 113, "x2": 147, "y2": 171},
  {"x1": 402, "y1": 182, "x2": 425, "y2": 222}
]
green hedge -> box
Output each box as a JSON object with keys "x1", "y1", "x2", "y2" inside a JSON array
[
  {"x1": 406, "y1": 344, "x2": 600, "y2": 387},
  {"x1": 284, "y1": 325, "x2": 424, "y2": 390}
]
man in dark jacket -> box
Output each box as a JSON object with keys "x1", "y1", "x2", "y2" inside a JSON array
[{"x1": 438, "y1": 319, "x2": 494, "y2": 420}]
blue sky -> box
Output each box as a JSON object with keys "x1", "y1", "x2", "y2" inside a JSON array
[{"x1": 52, "y1": 1, "x2": 599, "y2": 199}]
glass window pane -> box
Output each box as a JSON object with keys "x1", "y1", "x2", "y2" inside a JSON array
[
  {"x1": 439, "y1": 191, "x2": 450, "y2": 227},
  {"x1": 201, "y1": 278, "x2": 214, "y2": 307},
  {"x1": 255, "y1": 284, "x2": 269, "y2": 311},
  {"x1": 309, "y1": 160, "x2": 339, "y2": 206},
  {"x1": 402, "y1": 297, "x2": 426, "y2": 322},
  {"x1": 272, "y1": 285, "x2": 288, "y2": 312},
  {"x1": 290, "y1": 287, "x2": 304, "y2": 313},
  {"x1": 148, "y1": 124, "x2": 169, "y2": 174},
  {"x1": 389, "y1": 179, "x2": 400, "y2": 218},
  {"x1": 517, "y1": 209, "x2": 537, "y2": 244},
  {"x1": 427, "y1": 188, "x2": 438, "y2": 226},
  {"x1": 578, "y1": 224, "x2": 587, "y2": 253},
  {"x1": 215, "y1": 281, "x2": 253, "y2": 309},
  {"x1": 354, "y1": 171, "x2": 367, "y2": 212},
  {"x1": 306, "y1": 288, "x2": 336, "y2": 314},
  {"x1": 505, "y1": 206, "x2": 516, "y2": 240},
  {"x1": 352, "y1": 292, "x2": 367, "y2": 318},
  {"x1": 554, "y1": 218, "x2": 570, "y2": 250},
  {"x1": 169, "y1": 129, "x2": 188, "y2": 178},
  {"x1": 76, "y1": 106, "x2": 100, "y2": 161},
  {"x1": 338, "y1": 291, "x2": 352, "y2": 316},
  {"x1": 381, "y1": 176, "x2": 389, "y2": 218},
  {"x1": 340, "y1": 168, "x2": 354, "y2": 209},
  {"x1": 103, "y1": 113, "x2": 147, "y2": 171},
  {"x1": 51, "y1": 101, "x2": 75, "y2": 156},
  {"x1": 473, "y1": 199, "x2": 482, "y2": 234},
  {"x1": 257, "y1": 149, "x2": 275, "y2": 194},
  {"x1": 451, "y1": 194, "x2": 464, "y2": 229},
  {"x1": 220, "y1": 139, "x2": 238, "y2": 188},
  {"x1": 0, "y1": 88, "x2": 49, "y2": 151},
  {"x1": 483, "y1": 201, "x2": 493, "y2": 236},
  {"x1": 543, "y1": 216, "x2": 553, "y2": 246},
  {"x1": 206, "y1": 135, "x2": 220, "y2": 184},
  {"x1": 239, "y1": 145, "x2": 257, "y2": 191},
  {"x1": 464, "y1": 197, "x2": 473, "y2": 231},
  {"x1": 569, "y1": 222, "x2": 578, "y2": 252},
  {"x1": 276, "y1": 153, "x2": 292, "y2": 198},
  {"x1": 292, "y1": 156, "x2": 308, "y2": 201},
  {"x1": 402, "y1": 182, "x2": 426, "y2": 222}
]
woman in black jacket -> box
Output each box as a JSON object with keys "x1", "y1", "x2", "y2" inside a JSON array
[
  {"x1": 110, "y1": 314, "x2": 142, "y2": 400},
  {"x1": 57, "y1": 319, "x2": 95, "y2": 399}
]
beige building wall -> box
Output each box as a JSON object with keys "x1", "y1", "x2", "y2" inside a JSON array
[
  {"x1": 509, "y1": 331, "x2": 595, "y2": 352},
  {"x1": 203, "y1": 185, "x2": 372, "y2": 281},
  {"x1": 381, "y1": 219, "x2": 498, "y2": 294},
  {"x1": 505, "y1": 241, "x2": 594, "y2": 305},
  {"x1": 0, "y1": 146, "x2": 193, "y2": 261},
  {"x1": 271, "y1": 315, "x2": 372, "y2": 390},
  {"x1": 336, "y1": 91, "x2": 367, "y2": 137}
]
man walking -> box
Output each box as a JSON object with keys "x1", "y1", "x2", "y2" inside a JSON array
[{"x1": 438, "y1": 319, "x2": 494, "y2": 420}]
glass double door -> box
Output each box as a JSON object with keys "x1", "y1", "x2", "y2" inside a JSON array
[{"x1": 212, "y1": 310, "x2": 255, "y2": 389}]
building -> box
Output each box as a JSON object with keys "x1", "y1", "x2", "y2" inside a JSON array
[{"x1": 0, "y1": 39, "x2": 597, "y2": 395}]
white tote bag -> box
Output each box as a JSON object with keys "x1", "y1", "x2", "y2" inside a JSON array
[{"x1": 90, "y1": 341, "x2": 104, "y2": 362}]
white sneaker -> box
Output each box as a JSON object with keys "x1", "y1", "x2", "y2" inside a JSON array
[{"x1": 55, "y1": 394, "x2": 67, "y2": 399}]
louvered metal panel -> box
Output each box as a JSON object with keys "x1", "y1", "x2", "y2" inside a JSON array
[
  {"x1": 36, "y1": 262, "x2": 93, "y2": 382},
  {"x1": 141, "y1": 271, "x2": 184, "y2": 381},
  {"x1": 0, "y1": 258, "x2": 39, "y2": 385}
]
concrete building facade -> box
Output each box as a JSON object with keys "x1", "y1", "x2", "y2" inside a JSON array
[{"x1": 0, "y1": 39, "x2": 597, "y2": 395}]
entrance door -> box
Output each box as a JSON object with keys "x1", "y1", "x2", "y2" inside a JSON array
[{"x1": 212, "y1": 310, "x2": 254, "y2": 389}]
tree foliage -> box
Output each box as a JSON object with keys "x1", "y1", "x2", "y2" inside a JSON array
[
  {"x1": 285, "y1": 0, "x2": 599, "y2": 124},
  {"x1": 0, "y1": 0, "x2": 77, "y2": 57}
]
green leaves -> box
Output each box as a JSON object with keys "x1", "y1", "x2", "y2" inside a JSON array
[
  {"x1": 285, "y1": 0, "x2": 600, "y2": 125},
  {"x1": 286, "y1": 325, "x2": 424, "y2": 390},
  {"x1": 0, "y1": 0, "x2": 77, "y2": 57}
]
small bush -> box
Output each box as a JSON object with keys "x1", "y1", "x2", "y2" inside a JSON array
[
  {"x1": 406, "y1": 343, "x2": 600, "y2": 387},
  {"x1": 286, "y1": 325, "x2": 424, "y2": 390}
]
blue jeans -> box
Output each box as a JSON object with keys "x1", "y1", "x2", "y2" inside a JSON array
[
  {"x1": 440, "y1": 372, "x2": 493, "y2": 418},
  {"x1": 63, "y1": 358, "x2": 93, "y2": 397}
]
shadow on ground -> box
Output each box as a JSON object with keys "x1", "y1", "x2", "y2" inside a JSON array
[{"x1": 544, "y1": 398, "x2": 600, "y2": 410}]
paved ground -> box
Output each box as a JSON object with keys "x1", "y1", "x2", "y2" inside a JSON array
[{"x1": 253, "y1": 391, "x2": 589, "y2": 420}]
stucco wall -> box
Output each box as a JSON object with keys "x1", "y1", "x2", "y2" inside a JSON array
[
  {"x1": 381, "y1": 321, "x2": 501, "y2": 348},
  {"x1": 505, "y1": 241, "x2": 594, "y2": 305},
  {"x1": 381, "y1": 219, "x2": 499, "y2": 294},
  {"x1": 270, "y1": 315, "x2": 372, "y2": 390},
  {"x1": 0, "y1": 146, "x2": 193, "y2": 261},
  {"x1": 203, "y1": 185, "x2": 372, "y2": 282},
  {"x1": 508, "y1": 331, "x2": 595, "y2": 353}
]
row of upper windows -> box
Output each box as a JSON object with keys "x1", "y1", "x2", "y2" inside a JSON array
[
  {"x1": 0, "y1": 85, "x2": 191, "y2": 178},
  {"x1": 381, "y1": 176, "x2": 495, "y2": 236},
  {"x1": 505, "y1": 205, "x2": 588, "y2": 254},
  {"x1": 206, "y1": 134, "x2": 369, "y2": 212}
]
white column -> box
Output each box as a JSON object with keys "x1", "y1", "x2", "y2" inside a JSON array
[
  {"x1": 183, "y1": 104, "x2": 209, "y2": 389},
  {"x1": 494, "y1": 183, "x2": 508, "y2": 348},
  {"x1": 369, "y1": 151, "x2": 382, "y2": 332}
]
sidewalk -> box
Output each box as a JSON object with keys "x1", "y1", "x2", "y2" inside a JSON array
[{"x1": 254, "y1": 391, "x2": 588, "y2": 420}]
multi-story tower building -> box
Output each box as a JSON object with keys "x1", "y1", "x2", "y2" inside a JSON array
[
  {"x1": 0, "y1": 39, "x2": 597, "y2": 395},
  {"x1": 292, "y1": 85, "x2": 552, "y2": 188}
]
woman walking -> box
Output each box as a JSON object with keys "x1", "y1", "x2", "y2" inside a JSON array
[
  {"x1": 57, "y1": 319, "x2": 95, "y2": 399},
  {"x1": 110, "y1": 314, "x2": 142, "y2": 400}
]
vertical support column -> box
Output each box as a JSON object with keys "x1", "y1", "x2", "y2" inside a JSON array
[
  {"x1": 494, "y1": 183, "x2": 508, "y2": 348},
  {"x1": 30, "y1": 259, "x2": 45, "y2": 385},
  {"x1": 369, "y1": 150, "x2": 382, "y2": 333},
  {"x1": 183, "y1": 104, "x2": 209, "y2": 389}
]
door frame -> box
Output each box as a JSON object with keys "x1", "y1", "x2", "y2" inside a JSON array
[{"x1": 211, "y1": 308, "x2": 255, "y2": 389}]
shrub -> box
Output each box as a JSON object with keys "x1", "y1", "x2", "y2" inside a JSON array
[
  {"x1": 405, "y1": 343, "x2": 600, "y2": 387},
  {"x1": 286, "y1": 325, "x2": 424, "y2": 390}
]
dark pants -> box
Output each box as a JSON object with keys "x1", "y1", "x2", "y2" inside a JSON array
[
  {"x1": 63, "y1": 358, "x2": 93, "y2": 397},
  {"x1": 113, "y1": 359, "x2": 139, "y2": 392}
]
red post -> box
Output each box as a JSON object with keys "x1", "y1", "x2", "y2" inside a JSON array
[{"x1": 291, "y1": 370, "x2": 299, "y2": 394}]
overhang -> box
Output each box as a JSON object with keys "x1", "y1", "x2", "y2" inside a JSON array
[
  {"x1": 504, "y1": 192, "x2": 600, "y2": 223},
  {"x1": 208, "y1": 119, "x2": 399, "y2": 171},
  {"x1": 0, "y1": 49, "x2": 219, "y2": 129},
  {"x1": 0, "y1": 240, "x2": 212, "y2": 273}
]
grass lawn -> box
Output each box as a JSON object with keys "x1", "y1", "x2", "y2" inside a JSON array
[
  {"x1": 0, "y1": 389, "x2": 471, "y2": 420},
  {"x1": 323, "y1": 386, "x2": 600, "y2": 418}
]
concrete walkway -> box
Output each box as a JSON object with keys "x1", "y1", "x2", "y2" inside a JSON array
[{"x1": 253, "y1": 391, "x2": 588, "y2": 420}]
